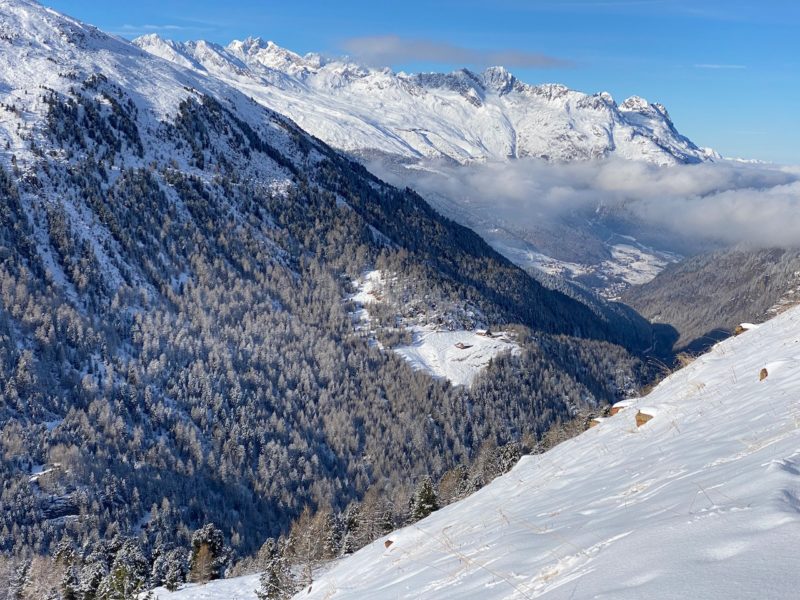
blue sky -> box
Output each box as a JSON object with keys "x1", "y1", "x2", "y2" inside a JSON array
[{"x1": 45, "y1": 0, "x2": 799, "y2": 163}]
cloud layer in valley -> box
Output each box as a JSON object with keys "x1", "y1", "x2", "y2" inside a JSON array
[{"x1": 370, "y1": 158, "x2": 800, "y2": 249}]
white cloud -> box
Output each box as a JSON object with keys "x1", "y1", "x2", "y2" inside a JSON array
[
  {"x1": 694, "y1": 63, "x2": 747, "y2": 69},
  {"x1": 370, "y1": 158, "x2": 800, "y2": 249},
  {"x1": 340, "y1": 35, "x2": 571, "y2": 69}
]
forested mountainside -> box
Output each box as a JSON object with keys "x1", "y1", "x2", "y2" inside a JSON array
[
  {"x1": 0, "y1": 1, "x2": 657, "y2": 595},
  {"x1": 623, "y1": 246, "x2": 800, "y2": 352},
  {"x1": 132, "y1": 32, "x2": 727, "y2": 300}
]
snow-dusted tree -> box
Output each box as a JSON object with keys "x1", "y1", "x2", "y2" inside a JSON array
[
  {"x1": 162, "y1": 549, "x2": 188, "y2": 591},
  {"x1": 7, "y1": 558, "x2": 29, "y2": 600},
  {"x1": 321, "y1": 509, "x2": 343, "y2": 559},
  {"x1": 97, "y1": 539, "x2": 150, "y2": 600},
  {"x1": 78, "y1": 555, "x2": 107, "y2": 600},
  {"x1": 286, "y1": 506, "x2": 321, "y2": 586},
  {"x1": 339, "y1": 502, "x2": 361, "y2": 556},
  {"x1": 410, "y1": 476, "x2": 439, "y2": 522},
  {"x1": 437, "y1": 464, "x2": 470, "y2": 506},
  {"x1": 189, "y1": 523, "x2": 228, "y2": 583},
  {"x1": 60, "y1": 565, "x2": 80, "y2": 600},
  {"x1": 255, "y1": 538, "x2": 296, "y2": 600}
]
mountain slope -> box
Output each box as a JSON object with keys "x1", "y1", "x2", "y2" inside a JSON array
[
  {"x1": 130, "y1": 33, "x2": 728, "y2": 300},
  {"x1": 291, "y1": 302, "x2": 800, "y2": 599},
  {"x1": 0, "y1": 0, "x2": 653, "y2": 574},
  {"x1": 133, "y1": 34, "x2": 715, "y2": 167},
  {"x1": 623, "y1": 246, "x2": 800, "y2": 352},
  {"x1": 151, "y1": 299, "x2": 800, "y2": 599}
]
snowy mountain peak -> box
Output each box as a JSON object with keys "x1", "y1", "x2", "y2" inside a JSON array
[
  {"x1": 620, "y1": 94, "x2": 653, "y2": 112},
  {"x1": 226, "y1": 37, "x2": 323, "y2": 75},
  {"x1": 652, "y1": 101, "x2": 670, "y2": 118},
  {"x1": 131, "y1": 33, "x2": 714, "y2": 165},
  {"x1": 481, "y1": 65, "x2": 519, "y2": 94},
  {"x1": 598, "y1": 90, "x2": 615, "y2": 104},
  {"x1": 133, "y1": 33, "x2": 199, "y2": 70},
  {"x1": 0, "y1": 0, "x2": 111, "y2": 50}
]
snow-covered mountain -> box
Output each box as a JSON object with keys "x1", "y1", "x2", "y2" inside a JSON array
[
  {"x1": 129, "y1": 33, "x2": 731, "y2": 299},
  {"x1": 158, "y1": 302, "x2": 800, "y2": 599},
  {"x1": 134, "y1": 34, "x2": 716, "y2": 167},
  {"x1": 0, "y1": 1, "x2": 657, "y2": 589}
]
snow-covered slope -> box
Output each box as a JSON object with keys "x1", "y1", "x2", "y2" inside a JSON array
[
  {"x1": 297, "y1": 305, "x2": 800, "y2": 598},
  {"x1": 0, "y1": 0, "x2": 308, "y2": 175},
  {"x1": 394, "y1": 327, "x2": 520, "y2": 388},
  {"x1": 349, "y1": 270, "x2": 521, "y2": 387},
  {"x1": 150, "y1": 304, "x2": 800, "y2": 599},
  {"x1": 150, "y1": 574, "x2": 260, "y2": 600},
  {"x1": 134, "y1": 34, "x2": 715, "y2": 167}
]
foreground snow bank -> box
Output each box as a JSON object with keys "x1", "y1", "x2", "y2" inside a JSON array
[
  {"x1": 149, "y1": 573, "x2": 260, "y2": 599},
  {"x1": 299, "y1": 305, "x2": 800, "y2": 599}
]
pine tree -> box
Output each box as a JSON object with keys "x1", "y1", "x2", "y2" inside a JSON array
[
  {"x1": 97, "y1": 539, "x2": 150, "y2": 600},
  {"x1": 190, "y1": 544, "x2": 215, "y2": 584},
  {"x1": 255, "y1": 538, "x2": 296, "y2": 600},
  {"x1": 8, "y1": 559, "x2": 29, "y2": 600},
  {"x1": 78, "y1": 557, "x2": 107, "y2": 600},
  {"x1": 162, "y1": 549, "x2": 188, "y2": 591},
  {"x1": 189, "y1": 523, "x2": 228, "y2": 583},
  {"x1": 321, "y1": 511, "x2": 343, "y2": 559},
  {"x1": 286, "y1": 506, "x2": 319, "y2": 586},
  {"x1": 60, "y1": 566, "x2": 79, "y2": 600},
  {"x1": 410, "y1": 476, "x2": 439, "y2": 522},
  {"x1": 339, "y1": 502, "x2": 361, "y2": 555}
]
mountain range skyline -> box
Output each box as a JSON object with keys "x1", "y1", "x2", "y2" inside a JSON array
[{"x1": 42, "y1": 0, "x2": 800, "y2": 164}]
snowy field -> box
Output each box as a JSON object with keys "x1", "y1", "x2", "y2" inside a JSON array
[
  {"x1": 489, "y1": 237, "x2": 679, "y2": 299},
  {"x1": 394, "y1": 327, "x2": 520, "y2": 388},
  {"x1": 350, "y1": 269, "x2": 385, "y2": 307},
  {"x1": 599, "y1": 243, "x2": 674, "y2": 287},
  {"x1": 149, "y1": 573, "x2": 260, "y2": 599},
  {"x1": 349, "y1": 270, "x2": 520, "y2": 387}
]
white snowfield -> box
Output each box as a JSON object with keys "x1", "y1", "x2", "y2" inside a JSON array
[
  {"x1": 134, "y1": 35, "x2": 715, "y2": 167},
  {"x1": 297, "y1": 304, "x2": 800, "y2": 599},
  {"x1": 349, "y1": 270, "x2": 520, "y2": 388},
  {"x1": 149, "y1": 574, "x2": 260, "y2": 599},
  {"x1": 395, "y1": 327, "x2": 520, "y2": 388}
]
